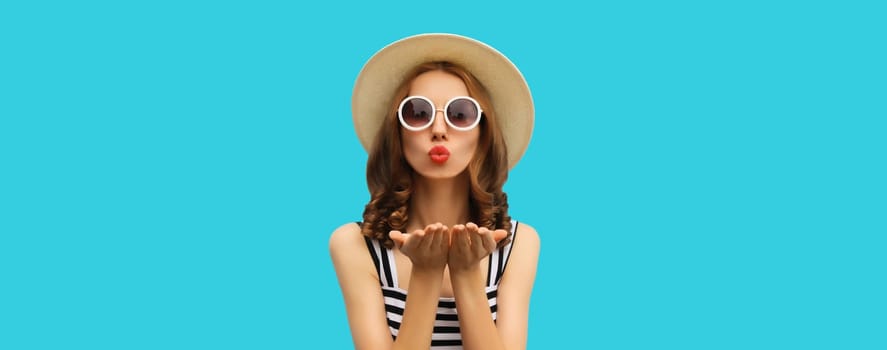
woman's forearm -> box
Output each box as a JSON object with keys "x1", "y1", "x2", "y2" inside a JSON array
[
  {"x1": 450, "y1": 267, "x2": 506, "y2": 350},
  {"x1": 393, "y1": 267, "x2": 444, "y2": 350}
]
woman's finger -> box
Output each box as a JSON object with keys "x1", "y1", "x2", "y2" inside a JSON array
[
  {"x1": 475, "y1": 227, "x2": 491, "y2": 254},
  {"x1": 492, "y1": 229, "x2": 508, "y2": 242},
  {"x1": 389, "y1": 230, "x2": 406, "y2": 247},
  {"x1": 437, "y1": 224, "x2": 450, "y2": 249},
  {"x1": 454, "y1": 225, "x2": 470, "y2": 250}
]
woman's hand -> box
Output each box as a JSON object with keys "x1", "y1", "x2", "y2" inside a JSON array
[
  {"x1": 389, "y1": 223, "x2": 450, "y2": 271},
  {"x1": 447, "y1": 223, "x2": 508, "y2": 272}
]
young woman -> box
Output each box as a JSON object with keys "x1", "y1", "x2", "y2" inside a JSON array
[{"x1": 330, "y1": 33, "x2": 540, "y2": 350}]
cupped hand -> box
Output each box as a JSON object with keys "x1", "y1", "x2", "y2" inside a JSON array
[
  {"x1": 447, "y1": 222, "x2": 508, "y2": 271},
  {"x1": 389, "y1": 223, "x2": 450, "y2": 270}
]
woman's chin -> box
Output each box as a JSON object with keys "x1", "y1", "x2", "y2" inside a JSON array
[{"x1": 411, "y1": 161, "x2": 470, "y2": 180}]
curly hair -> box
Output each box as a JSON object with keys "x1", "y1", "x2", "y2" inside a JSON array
[{"x1": 360, "y1": 62, "x2": 513, "y2": 249}]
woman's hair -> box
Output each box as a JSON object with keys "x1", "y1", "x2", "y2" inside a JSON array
[{"x1": 360, "y1": 61, "x2": 513, "y2": 249}]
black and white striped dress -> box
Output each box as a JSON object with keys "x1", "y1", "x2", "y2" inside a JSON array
[{"x1": 363, "y1": 220, "x2": 518, "y2": 349}]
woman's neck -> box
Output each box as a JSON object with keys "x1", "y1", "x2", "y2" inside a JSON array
[{"x1": 406, "y1": 172, "x2": 471, "y2": 231}]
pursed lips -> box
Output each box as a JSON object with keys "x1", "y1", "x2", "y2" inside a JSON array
[{"x1": 428, "y1": 145, "x2": 450, "y2": 164}]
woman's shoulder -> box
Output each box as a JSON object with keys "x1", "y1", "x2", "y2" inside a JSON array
[
  {"x1": 513, "y1": 221, "x2": 540, "y2": 249},
  {"x1": 514, "y1": 221, "x2": 539, "y2": 238},
  {"x1": 328, "y1": 222, "x2": 364, "y2": 254}
]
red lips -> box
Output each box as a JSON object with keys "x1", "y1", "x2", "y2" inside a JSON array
[{"x1": 428, "y1": 145, "x2": 450, "y2": 164}]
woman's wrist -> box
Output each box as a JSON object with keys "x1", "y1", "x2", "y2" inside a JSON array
[
  {"x1": 448, "y1": 260, "x2": 483, "y2": 273},
  {"x1": 411, "y1": 265, "x2": 446, "y2": 280},
  {"x1": 448, "y1": 264, "x2": 483, "y2": 284}
]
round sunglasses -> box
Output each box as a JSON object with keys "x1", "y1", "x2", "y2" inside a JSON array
[{"x1": 397, "y1": 96, "x2": 483, "y2": 132}]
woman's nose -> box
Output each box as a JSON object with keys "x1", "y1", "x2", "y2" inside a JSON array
[{"x1": 431, "y1": 109, "x2": 448, "y2": 141}]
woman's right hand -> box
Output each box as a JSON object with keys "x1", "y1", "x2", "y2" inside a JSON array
[{"x1": 389, "y1": 223, "x2": 450, "y2": 270}]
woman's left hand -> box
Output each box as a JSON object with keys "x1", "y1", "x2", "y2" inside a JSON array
[{"x1": 447, "y1": 222, "x2": 508, "y2": 271}]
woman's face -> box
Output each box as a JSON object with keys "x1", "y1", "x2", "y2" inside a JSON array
[{"x1": 401, "y1": 70, "x2": 480, "y2": 180}]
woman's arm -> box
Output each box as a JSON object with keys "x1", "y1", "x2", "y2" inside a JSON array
[
  {"x1": 330, "y1": 223, "x2": 449, "y2": 350},
  {"x1": 449, "y1": 223, "x2": 540, "y2": 350},
  {"x1": 330, "y1": 223, "x2": 397, "y2": 349},
  {"x1": 492, "y1": 223, "x2": 540, "y2": 349}
]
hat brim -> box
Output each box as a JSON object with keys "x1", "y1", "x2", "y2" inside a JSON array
[{"x1": 352, "y1": 33, "x2": 534, "y2": 170}]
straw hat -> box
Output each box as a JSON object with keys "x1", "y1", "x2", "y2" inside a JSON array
[{"x1": 351, "y1": 33, "x2": 534, "y2": 169}]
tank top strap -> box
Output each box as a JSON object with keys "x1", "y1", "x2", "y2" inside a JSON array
[
  {"x1": 486, "y1": 220, "x2": 519, "y2": 287},
  {"x1": 362, "y1": 230, "x2": 399, "y2": 288}
]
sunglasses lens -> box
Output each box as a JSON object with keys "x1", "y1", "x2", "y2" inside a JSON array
[
  {"x1": 400, "y1": 98, "x2": 434, "y2": 128},
  {"x1": 447, "y1": 98, "x2": 480, "y2": 129}
]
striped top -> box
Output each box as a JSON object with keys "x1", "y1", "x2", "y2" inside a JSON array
[{"x1": 363, "y1": 221, "x2": 518, "y2": 349}]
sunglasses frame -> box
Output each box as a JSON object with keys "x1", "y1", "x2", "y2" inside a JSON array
[{"x1": 397, "y1": 95, "x2": 483, "y2": 132}]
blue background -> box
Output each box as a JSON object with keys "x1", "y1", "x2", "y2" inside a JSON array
[{"x1": 1, "y1": 0, "x2": 884, "y2": 349}]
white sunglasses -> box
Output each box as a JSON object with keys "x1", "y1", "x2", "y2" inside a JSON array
[{"x1": 397, "y1": 95, "x2": 483, "y2": 131}]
